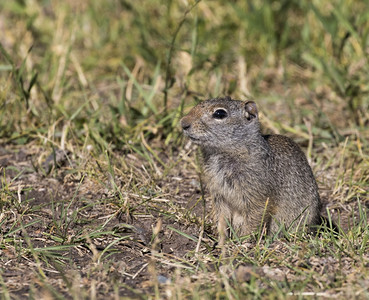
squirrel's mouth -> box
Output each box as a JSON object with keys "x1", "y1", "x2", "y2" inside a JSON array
[
  {"x1": 185, "y1": 134, "x2": 203, "y2": 144},
  {"x1": 188, "y1": 136, "x2": 200, "y2": 141}
]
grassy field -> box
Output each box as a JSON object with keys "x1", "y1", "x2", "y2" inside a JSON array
[{"x1": 1, "y1": 0, "x2": 369, "y2": 298}]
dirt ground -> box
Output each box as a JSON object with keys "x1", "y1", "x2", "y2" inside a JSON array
[
  {"x1": 1, "y1": 137, "x2": 368, "y2": 298},
  {"x1": 1, "y1": 143, "x2": 208, "y2": 297}
]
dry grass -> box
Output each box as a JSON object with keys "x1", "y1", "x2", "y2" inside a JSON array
[{"x1": 1, "y1": 0, "x2": 369, "y2": 299}]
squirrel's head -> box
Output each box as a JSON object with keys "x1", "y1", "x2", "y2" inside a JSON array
[{"x1": 180, "y1": 97, "x2": 260, "y2": 151}]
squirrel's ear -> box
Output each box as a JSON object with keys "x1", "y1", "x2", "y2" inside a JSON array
[{"x1": 244, "y1": 101, "x2": 258, "y2": 120}]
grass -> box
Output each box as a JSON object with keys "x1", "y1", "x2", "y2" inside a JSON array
[{"x1": 0, "y1": 0, "x2": 369, "y2": 298}]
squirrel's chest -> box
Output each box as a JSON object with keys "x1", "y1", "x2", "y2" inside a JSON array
[{"x1": 204, "y1": 156, "x2": 262, "y2": 201}]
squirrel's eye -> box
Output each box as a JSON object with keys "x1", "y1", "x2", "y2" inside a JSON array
[{"x1": 212, "y1": 109, "x2": 228, "y2": 119}]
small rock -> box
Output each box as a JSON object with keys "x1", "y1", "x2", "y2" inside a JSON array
[
  {"x1": 233, "y1": 264, "x2": 264, "y2": 282},
  {"x1": 157, "y1": 275, "x2": 171, "y2": 284}
]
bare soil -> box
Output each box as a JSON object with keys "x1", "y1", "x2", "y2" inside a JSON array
[
  {"x1": 0, "y1": 141, "x2": 367, "y2": 298},
  {"x1": 1, "y1": 143, "x2": 209, "y2": 298}
]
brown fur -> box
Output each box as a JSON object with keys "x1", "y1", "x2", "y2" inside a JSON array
[{"x1": 181, "y1": 97, "x2": 322, "y2": 236}]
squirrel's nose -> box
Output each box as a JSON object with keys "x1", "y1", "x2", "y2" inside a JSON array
[{"x1": 180, "y1": 118, "x2": 191, "y2": 130}]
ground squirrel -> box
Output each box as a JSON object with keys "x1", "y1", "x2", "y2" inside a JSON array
[{"x1": 181, "y1": 97, "x2": 322, "y2": 236}]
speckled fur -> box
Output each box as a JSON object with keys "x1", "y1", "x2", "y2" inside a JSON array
[{"x1": 181, "y1": 97, "x2": 322, "y2": 236}]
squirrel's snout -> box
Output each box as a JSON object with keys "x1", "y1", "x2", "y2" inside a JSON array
[{"x1": 180, "y1": 118, "x2": 191, "y2": 131}]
